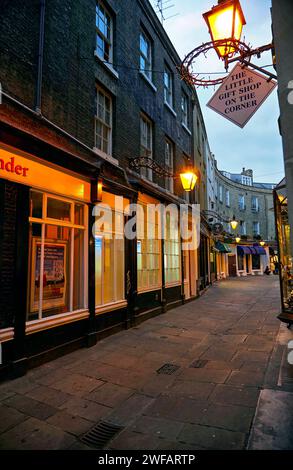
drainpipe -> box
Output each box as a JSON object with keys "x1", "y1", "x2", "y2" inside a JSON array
[{"x1": 35, "y1": 0, "x2": 45, "y2": 113}]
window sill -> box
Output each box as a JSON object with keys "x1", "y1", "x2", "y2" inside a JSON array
[
  {"x1": 26, "y1": 309, "x2": 90, "y2": 335},
  {"x1": 0, "y1": 327, "x2": 14, "y2": 343},
  {"x1": 164, "y1": 101, "x2": 177, "y2": 117},
  {"x1": 95, "y1": 300, "x2": 127, "y2": 315},
  {"x1": 139, "y1": 71, "x2": 157, "y2": 92},
  {"x1": 182, "y1": 123, "x2": 192, "y2": 135},
  {"x1": 138, "y1": 285, "x2": 162, "y2": 294},
  {"x1": 94, "y1": 51, "x2": 119, "y2": 79},
  {"x1": 93, "y1": 147, "x2": 119, "y2": 166}
]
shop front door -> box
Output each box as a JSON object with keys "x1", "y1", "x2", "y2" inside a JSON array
[{"x1": 228, "y1": 255, "x2": 237, "y2": 277}]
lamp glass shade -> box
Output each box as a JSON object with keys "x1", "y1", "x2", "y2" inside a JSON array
[
  {"x1": 230, "y1": 219, "x2": 238, "y2": 230},
  {"x1": 235, "y1": 236, "x2": 241, "y2": 243},
  {"x1": 180, "y1": 172, "x2": 198, "y2": 192},
  {"x1": 203, "y1": 0, "x2": 246, "y2": 58},
  {"x1": 260, "y1": 241, "x2": 265, "y2": 247}
]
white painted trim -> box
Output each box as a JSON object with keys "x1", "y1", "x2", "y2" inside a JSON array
[
  {"x1": 164, "y1": 101, "x2": 177, "y2": 117},
  {"x1": 25, "y1": 309, "x2": 89, "y2": 334},
  {"x1": 0, "y1": 328, "x2": 14, "y2": 343},
  {"x1": 94, "y1": 52, "x2": 120, "y2": 79},
  {"x1": 93, "y1": 147, "x2": 119, "y2": 166},
  {"x1": 138, "y1": 285, "x2": 162, "y2": 294},
  {"x1": 95, "y1": 300, "x2": 127, "y2": 315},
  {"x1": 139, "y1": 71, "x2": 157, "y2": 92},
  {"x1": 165, "y1": 281, "x2": 182, "y2": 288},
  {"x1": 182, "y1": 123, "x2": 192, "y2": 135}
]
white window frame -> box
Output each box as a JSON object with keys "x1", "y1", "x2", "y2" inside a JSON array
[
  {"x1": 164, "y1": 212, "x2": 181, "y2": 287},
  {"x1": 95, "y1": 85, "x2": 112, "y2": 158},
  {"x1": 165, "y1": 138, "x2": 174, "y2": 193},
  {"x1": 96, "y1": 1, "x2": 113, "y2": 63},
  {"x1": 219, "y1": 185, "x2": 223, "y2": 203},
  {"x1": 28, "y1": 191, "x2": 88, "y2": 322},
  {"x1": 253, "y1": 221, "x2": 260, "y2": 236},
  {"x1": 225, "y1": 190, "x2": 230, "y2": 207},
  {"x1": 240, "y1": 221, "x2": 246, "y2": 236},
  {"x1": 164, "y1": 66, "x2": 173, "y2": 108},
  {"x1": 251, "y1": 196, "x2": 259, "y2": 212},
  {"x1": 140, "y1": 113, "x2": 153, "y2": 181},
  {"x1": 239, "y1": 194, "x2": 245, "y2": 210},
  {"x1": 137, "y1": 203, "x2": 162, "y2": 292},
  {"x1": 140, "y1": 30, "x2": 152, "y2": 81},
  {"x1": 181, "y1": 92, "x2": 188, "y2": 128}
]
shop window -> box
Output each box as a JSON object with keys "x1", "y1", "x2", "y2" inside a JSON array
[
  {"x1": 238, "y1": 254, "x2": 244, "y2": 271},
  {"x1": 252, "y1": 254, "x2": 261, "y2": 270},
  {"x1": 164, "y1": 211, "x2": 181, "y2": 285},
  {"x1": 27, "y1": 191, "x2": 87, "y2": 321},
  {"x1": 137, "y1": 202, "x2": 161, "y2": 291},
  {"x1": 94, "y1": 205, "x2": 125, "y2": 306}
]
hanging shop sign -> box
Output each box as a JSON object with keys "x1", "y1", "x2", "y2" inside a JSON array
[
  {"x1": 212, "y1": 222, "x2": 224, "y2": 235},
  {"x1": 207, "y1": 63, "x2": 277, "y2": 128}
]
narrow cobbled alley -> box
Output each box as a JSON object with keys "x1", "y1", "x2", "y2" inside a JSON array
[{"x1": 0, "y1": 276, "x2": 292, "y2": 450}]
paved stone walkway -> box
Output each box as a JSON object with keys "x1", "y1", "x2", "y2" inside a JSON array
[{"x1": 0, "y1": 276, "x2": 289, "y2": 450}]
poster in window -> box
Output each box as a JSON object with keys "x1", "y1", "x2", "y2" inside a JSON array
[{"x1": 31, "y1": 241, "x2": 67, "y2": 312}]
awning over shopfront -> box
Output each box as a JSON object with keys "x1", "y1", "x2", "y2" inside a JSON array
[
  {"x1": 253, "y1": 246, "x2": 266, "y2": 255},
  {"x1": 237, "y1": 245, "x2": 252, "y2": 255},
  {"x1": 237, "y1": 245, "x2": 266, "y2": 255},
  {"x1": 215, "y1": 241, "x2": 231, "y2": 253}
]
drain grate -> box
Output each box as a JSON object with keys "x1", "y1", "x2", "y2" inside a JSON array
[
  {"x1": 189, "y1": 359, "x2": 208, "y2": 369},
  {"x1": 157, "y1": 363, "x2": 180, "y2": 375},
  {"x1": 80, "y1": 420, "x2": 124, "y2": 449}
]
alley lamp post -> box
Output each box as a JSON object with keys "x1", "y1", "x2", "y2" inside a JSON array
[
  {"x1": 260, "y1": 240, "x2": 265, "y2": 247},
  {"x1": 235, "y1": 236, "x2": 241, "y2": 243}
]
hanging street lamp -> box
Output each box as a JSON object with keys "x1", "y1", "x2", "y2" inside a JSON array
[
  {"x1": 230, "y1": 215, "x2": 238, "y2": 231},
  {"x1": 260, "y1": 240, "x2": 266, "y2": 247},
  {"x1": 180, "y1": 170, "x2": 198, "y2": 192},
  {"x1": 180, "y1": 0, "x2": 276, "y2": 88},
  {"x1": 203, "y1": 0, "x2": 246, "y2": 60},
  {"x1": 129, "y1": 156, "x2": 198, "y2": 193},
  {"x1": 235, "y1": 235, "x2": 241, "y2": 243}
]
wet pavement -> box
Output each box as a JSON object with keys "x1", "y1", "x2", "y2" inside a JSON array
[{"x1": 0, "y1": 275, "x2": 292, "y2": 450}]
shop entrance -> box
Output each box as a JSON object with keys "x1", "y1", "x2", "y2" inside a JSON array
[{"x1": 228, "y1": 255, "x2": 237, "y2": 277}]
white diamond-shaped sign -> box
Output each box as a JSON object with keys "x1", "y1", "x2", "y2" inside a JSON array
[{"x1": 207, "y1": 63, "x2": 277, "y2": 128}]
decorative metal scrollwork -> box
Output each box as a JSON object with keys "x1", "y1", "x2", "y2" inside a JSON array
[
  {"x1": 180, "y1": 39, "x2": 251, "y2": 88},
  {"x1": 129, "y1": 157, "x2": 174, "y2": 178}
]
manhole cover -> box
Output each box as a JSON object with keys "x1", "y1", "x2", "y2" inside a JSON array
[
  {"x1": 80, "y1": 420, "x2": 124, "y2": 449},
  {"x1": 157, "y1": 363, "x2": 180, "y2": 375},
  {"x1": 189, "y1": 360, "x2": 208, "y2": 369}
]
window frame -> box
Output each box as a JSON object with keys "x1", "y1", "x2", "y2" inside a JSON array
[
  {"x1": 27, "y1": 191, "x2": 88, "y2": 322},
  {"x1": 140, "y1": 113, "x2": 153, "y2": 181},
  {"x1": 139, "y1": 29, "x2": 153, "y2": 82},
  {"x1": 95, "y1": 1, "x2": 113, "y2": 63},
  {"x1": 164, "y1": 65, "x2": 174, "y2": 108},
  {"x1": 181, "y1": 91, "x2": 189, "y2": 128},
  {"x1": 95, "y1": 85, "x2": 113, "y2": 158},
  {"x1": 164, "y1": 137, "x2": 174, "y2": 193}
]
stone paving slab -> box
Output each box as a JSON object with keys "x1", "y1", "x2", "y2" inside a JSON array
[{"x1": 0, "y1": 276, "x2": 286, "y2": 450}]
